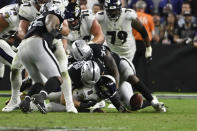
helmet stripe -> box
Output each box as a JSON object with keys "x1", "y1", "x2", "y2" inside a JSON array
[
  {"x1": 91, "y1": 61, "x2": 95, "y2": 81},
  {"x1": 75, "y1": 43, "x2": 83, "y2": 57}
]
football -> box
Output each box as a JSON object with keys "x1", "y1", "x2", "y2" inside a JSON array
[{"x1": 130, "y1": 93, "x2": 143, "y2": 110}]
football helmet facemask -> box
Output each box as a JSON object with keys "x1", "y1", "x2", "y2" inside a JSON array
[
  {"x1": 65, "y1": 2, "x2": 81, "y2": 30},
  {"x1": 104, "y1": 0, "x2": 122, "y2": 21}
]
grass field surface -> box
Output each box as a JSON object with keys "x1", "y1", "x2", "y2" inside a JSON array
[{"x1": 0, "y1": 96, "x2": 197, "y2": 131}]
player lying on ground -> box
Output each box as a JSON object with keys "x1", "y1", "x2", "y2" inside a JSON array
[
  {"x1": 14, "y1": 60, "x2": 148, "y2": 113},
  {"x1": 70, "y1": 40, "x2": 166, "y2": 112}
]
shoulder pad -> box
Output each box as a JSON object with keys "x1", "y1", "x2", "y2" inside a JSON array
[
  {"x1": 81, "y1": 9, "x2": 92, "y2": 18},
  {"x1": 19, "y1": 2, "x2": 37, "y2": 21},
  {"x1": 124, "y1": 8, "x2": 137, "y2": 20},
  {"x1": 98, "y1": 11, "x2": 104, "y2": 15},
  {"x1": 125, "y1": 9, "x2": 133, "y2": 12},
  {"x1": 95, "y1": 11, "x2": 105, "y2": 21}
]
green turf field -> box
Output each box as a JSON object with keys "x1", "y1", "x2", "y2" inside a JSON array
[{"x1": 0, "y1": 97, "x2": 197, "y2": 131}]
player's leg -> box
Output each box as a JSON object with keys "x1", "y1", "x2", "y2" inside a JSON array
[
  {"x1": 17, "y1": 38, "x2": 48, "y2": 113},
  {"x1": 53, "y1": 39, "x2": 77, "y2": 113},
  {"x1": 119, "y1": 57, "x2": 166, "y2": 112},
  {"x1": 119, "y1": 81, "x2": 151, "y2": 111},
  {"x1": 30, "y1": 39, "x2": 77, "y2": 113},
  {"x1": 0, "y1": 39, "x2": 22, "y2": 112}
]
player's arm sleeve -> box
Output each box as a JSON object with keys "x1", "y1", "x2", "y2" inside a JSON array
[
  {"x1": 109, "y1": 94, "x2": 127, "y2": 112},
  {"x1": 82, "y1": 10, "x2": 95, "y2": 31},
  {"x1": 125, "y1": 8, "x2": 137, "y2": 20}
]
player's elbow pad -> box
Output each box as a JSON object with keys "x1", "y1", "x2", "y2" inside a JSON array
[{"x1": 138, "y1": 26, "x2": 148, "y2": 39}]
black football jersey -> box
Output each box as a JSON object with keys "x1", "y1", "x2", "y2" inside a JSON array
[
  {"x1": 68, "y1": 61, "x2": 86, "y2": 89},
  {"x1": 24, "y1": 6, "x2": 65, "y2": 39},
  {"x1": 89, "y1": 44, "x2": 121, "y2": 73}
]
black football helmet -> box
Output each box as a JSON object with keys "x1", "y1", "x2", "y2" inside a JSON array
[
  {"x1": 104, "y1": 0, "x2": 122, "y2": 21},
  {"x1": 96, "y1": 75, "x2": 116, "y2": 99},
  {"x1": 65, "y1": 2, "x2": 81, "y2": 30}
]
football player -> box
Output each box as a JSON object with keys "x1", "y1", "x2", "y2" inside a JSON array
[
  {"x1": 71, "y1": 40, "x2": 120, "y2": 89},
  {"x1": 17, "y1": 3, "x2": 77, "y2": 114},
  {"x1": 0, "y1": 3, "x2": 25, "y2": 112},
  {"x1": 46, "y1": 60, "x2": 127, "y2": 113},
  {"x1": 94, "y1": 0, "x2": 166, "y2": 112},
  {"x1": 95, "y1": 0, "x2": 152, "y2": 62},
  {"x1": 70, "y1": 40, "x2": 166, "y2": 112},
  {"x1": 4, "y1": 0, "x2": 78, "y2": 113},
  {"x1": 64, "y1": 2, "x2": 104, "y2": 46}
]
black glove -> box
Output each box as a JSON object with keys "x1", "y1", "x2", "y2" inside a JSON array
[
  {"x1": 79, "y1": 100, "x2": 97, "y2": 109},
  {"x1": 146, "y1": 56, "x2": 152, "y2": 64}
]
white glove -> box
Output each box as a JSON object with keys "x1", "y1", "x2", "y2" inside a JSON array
[
  {"x1": 151, "y1": 96, "x2": 167, "y2": 112},
  {"x1": 145, "y1": 46, "x2": 152, "y2": 58}
]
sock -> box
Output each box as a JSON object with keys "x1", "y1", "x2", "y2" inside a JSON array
[
  {"x1": 77, "y1": 108, "x2": 90, "y2": 112},
  {"x1": 133, "y1": 81, "x2": 153, "y2": 102},
  {"x1": 9, "y1": 68, "x2": 22, "y2": 105},
  {"x1": 44, "y1": 77, "x2": 61, "y2": 94},
  {"x1": 40, "y1": 91, "x2": 47, "y2": 100},
  {"x1": 45, "y1": 102, "x2": 66, "y2": 112},
  {"x1": 27, "y1": 83, "x2": 44, "y2": 97},
  {"x1": 20, "y1": 77, "x2": 32, "y2": 92},
  {"x1": 60, "y1": 72, "x2": 75, "y2": 108},
  {"x1": 141, "y1": 100, "x2": 151, "y2": 109}
]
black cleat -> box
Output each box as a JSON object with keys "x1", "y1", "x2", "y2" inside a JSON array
[
  {"x1": 19, "y1": 96, "x2": 31, "y2": 113},
  {"x1": 31, "y1": 93, "x2": 47, "y2": 114}
]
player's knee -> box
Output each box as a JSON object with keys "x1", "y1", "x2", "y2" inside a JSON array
[
  {"x1": 10, "y1": 68, "x2": 21, "y2": 80},
  {"x1": 127, "y1": 75, "x2": 140, "y2": 85}
]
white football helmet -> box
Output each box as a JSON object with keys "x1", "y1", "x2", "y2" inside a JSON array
[
  {"x1": 81, "y1": 60, "x2": 101, "y2": 86},
  {"x1": 71, "y1": 40, "x2": 93, "y2": 61}
]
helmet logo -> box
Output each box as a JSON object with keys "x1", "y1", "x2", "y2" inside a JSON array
[{"x1": 75, "y1": 6, "x2": 80, "y2": 17}]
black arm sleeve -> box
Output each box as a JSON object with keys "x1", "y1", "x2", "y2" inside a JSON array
[{"x1": 109, "y1": 94, "x2": 127, "y2": 112}]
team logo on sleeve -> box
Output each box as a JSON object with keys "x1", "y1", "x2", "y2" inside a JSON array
[{"x1": 75, "y1": 6, "x2": 80, "y2": 17}]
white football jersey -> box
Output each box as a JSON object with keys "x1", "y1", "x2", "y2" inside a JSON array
[
  {"x1": 66, "y1": 9, "x2": 95, "y2": 44},
  {"x1": 72, "y1": 86, "x2": 101, "y2": 102},
  {"x1": 40, "y1": 0, "x2": 68, "y2": 14},
  {"x1": 19, "y1": 0, "x2": 40, "y2": 22},
  {"x1": 0, "y1": 4, "x2": 19, "y2": 40},
  {"x1": 95, "y1": 8, "x2": 137, "y2": 61}
]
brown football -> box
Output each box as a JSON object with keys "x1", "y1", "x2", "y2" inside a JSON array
[{"x1": 130, "y1": 93, "x2": 143, "y2": 110}]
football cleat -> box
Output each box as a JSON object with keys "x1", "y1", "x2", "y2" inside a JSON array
[
  {"x1": 19, "y1": 96, "x2": 31, "y2": 113},
  {"x1": 2, "y1": 103, "x2": 20, "y2": 112},
  {"x1": 31, "y1": 94, "x2": 47, "y2": 114},
  {"x1": 66, "y1": 105, "x2": 78, "y2": 113},
  {"x1": 151, "y1": 96, "x2": 167, "y2": 112},
  {"x1": 2, "y1": 97, "x2": 21, "y2": 112}
]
